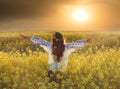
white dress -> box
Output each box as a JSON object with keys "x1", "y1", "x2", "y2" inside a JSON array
[{"x1": 29, "y1": 36, "x2": 86, "y2": 70}]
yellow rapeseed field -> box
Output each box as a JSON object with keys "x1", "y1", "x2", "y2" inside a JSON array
[{"x1": 0, "y1": 30, "x2": 120, "y2": 89}]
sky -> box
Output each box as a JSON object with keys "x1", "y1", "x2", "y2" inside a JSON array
[{"x1": 0, "y1": 0, "x2": 120, "y2": 31}]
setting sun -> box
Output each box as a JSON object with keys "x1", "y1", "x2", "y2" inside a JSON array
[
  {"x1": 72, "y1": 8, "x2": 89, "y2": 23},
  {"x1": 61, "y1": 5, "x2": 90, "y2": 25}
]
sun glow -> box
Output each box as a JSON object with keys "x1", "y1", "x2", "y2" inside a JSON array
[
  {"x1": 61, "y1": 5, "x2": 90, "y2": 25},
  {"x1": 72, "y1": 8, "x2": 89, "y2": 23}
]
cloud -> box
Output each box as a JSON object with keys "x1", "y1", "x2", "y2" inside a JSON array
[
  {"x1": 0, "y1": 0, "x2": 119, "y2": 30},
  {"x1": 0, "y1": 0, "x2": 120, "y2": 20},
  {"x1": 0, "y1": 0, "x2": 81, "y2": 20}
]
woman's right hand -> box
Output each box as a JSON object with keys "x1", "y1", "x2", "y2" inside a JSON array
[
  {"x1": 19, "y1": 34, "x2": 29, "y2": 39},
  {"x1": 86, "y1": 37, "x2": 92, "y2": 43}
]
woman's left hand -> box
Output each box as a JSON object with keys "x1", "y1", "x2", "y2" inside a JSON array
[{"x1": 20, "y1": 34, "x2": 29, "y2": 39}]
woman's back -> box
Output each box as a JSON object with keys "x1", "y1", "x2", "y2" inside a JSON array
[{"x1": 20, "y1": 32, "x2": 90, "y2": 71}]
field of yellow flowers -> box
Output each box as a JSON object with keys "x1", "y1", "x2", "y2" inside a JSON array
[{"x1": 0, "y1": 30, "x2": 120, "y2": 89}]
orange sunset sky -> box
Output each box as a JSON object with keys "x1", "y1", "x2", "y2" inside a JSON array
[{"x1": 0, "y1": 0, "x2": 120, "y2": 31}]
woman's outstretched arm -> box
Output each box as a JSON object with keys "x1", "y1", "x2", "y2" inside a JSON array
[
  {"x1": 65, "y1": 37, "x2": 92, "y2": 49},
  {"x1": 20, "y1": 34, "x2": 51, "y2": 48}
]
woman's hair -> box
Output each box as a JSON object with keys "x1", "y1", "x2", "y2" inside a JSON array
[{"x1": 52, "y1": 32, "x2": 65, "y2": 62}]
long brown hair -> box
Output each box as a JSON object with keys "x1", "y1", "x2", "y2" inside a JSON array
[{"x1": 52, "y1": 32, "x2": 65, "y2": 62}]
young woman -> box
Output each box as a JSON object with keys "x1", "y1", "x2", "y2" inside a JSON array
[{"x1": 20, "y1": 32, "x2": 91, "y2": 77}]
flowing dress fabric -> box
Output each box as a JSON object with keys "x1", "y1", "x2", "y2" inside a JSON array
[{"x1": 29, "y1": 36, "x2": 86, "y2": 70}]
